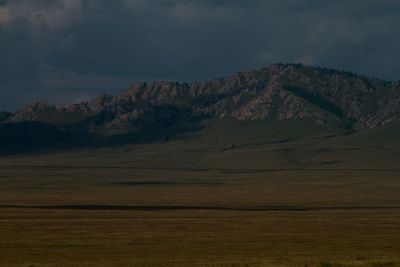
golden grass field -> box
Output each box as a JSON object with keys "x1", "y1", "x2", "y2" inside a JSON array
[{"x1": 0, "y1": 166, "x2": 399, "y2": 266}]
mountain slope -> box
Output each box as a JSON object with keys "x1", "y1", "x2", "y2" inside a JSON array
[
  {"x1": 1, "y1": 118, "x2": 399, "y2": 170},
  {"x1": 1, "y1": 64, "x2": 399, "y2": 150},
  {"x1": 0, "y1": 121, "x2": 68, "y2": 149}
]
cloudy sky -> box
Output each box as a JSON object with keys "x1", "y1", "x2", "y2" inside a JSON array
[{"x1": 0, "y1": 0, "x2": 399, "y2": 111}]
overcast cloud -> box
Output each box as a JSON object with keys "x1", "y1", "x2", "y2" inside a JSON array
[{"x1": 0, "y1": 0, "x2": 399, "y2": 110}]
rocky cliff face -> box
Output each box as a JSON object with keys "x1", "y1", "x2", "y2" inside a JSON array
[{"x1": 4, "y1": 64, "x2": 400, "y2": 135}]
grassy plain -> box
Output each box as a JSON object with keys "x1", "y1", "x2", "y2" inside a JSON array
[{"x1": 0, "y1": 119, "x2": 399, "y2": 266}]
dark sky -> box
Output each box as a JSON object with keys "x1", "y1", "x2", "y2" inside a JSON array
[{"x1": 1, "y1": 0, "x2": 400, "y2": 111}]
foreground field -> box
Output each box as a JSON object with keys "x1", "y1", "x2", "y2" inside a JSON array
[
  {"x1": 1, "y1": 207, "x2": 400, "y2": 267},
  {"x1": 0, "y1": 166, "x2": 399, "y2": 266}
]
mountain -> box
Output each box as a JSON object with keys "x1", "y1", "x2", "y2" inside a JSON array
[{"x1": 1, "y1": 64, "x2": 400, "y2": 151}]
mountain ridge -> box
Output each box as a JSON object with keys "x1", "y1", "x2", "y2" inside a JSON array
[{"x1": 1, "y1": 63, "x2": 400, "y2": 148}]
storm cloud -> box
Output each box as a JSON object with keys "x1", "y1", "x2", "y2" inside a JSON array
[{"x1": 1, "y1": 0, "x2": 400, "y2": 110}]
